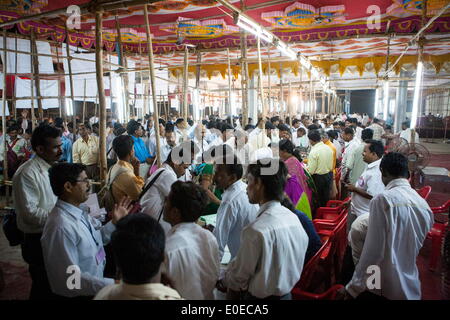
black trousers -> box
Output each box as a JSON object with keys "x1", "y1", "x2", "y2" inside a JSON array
[
  {"x1": 312, "y1": 172, "x2": 333, "y2": 210},
  {"x1": 21, "y1": 233, "x2": 54, "y2": 300}
]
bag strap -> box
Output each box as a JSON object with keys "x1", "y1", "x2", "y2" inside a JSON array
[
  {"x1": 138, "y1": 169, "x2": 165, "y2": 201},
  {"x1": 7, "y1": 139, "x2": 18, "y2": 151},
  {"x1": 157, "y1": 207, "x2": 164, "y2": 222}
]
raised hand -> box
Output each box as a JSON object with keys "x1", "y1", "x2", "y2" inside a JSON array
[{"x1": 111, "y1": 196, "x2": 133, "y2": 225}]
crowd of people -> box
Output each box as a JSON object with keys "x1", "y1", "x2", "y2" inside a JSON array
[{"x1": 2, "y1": 109, "x2": 435, "y2": 300}]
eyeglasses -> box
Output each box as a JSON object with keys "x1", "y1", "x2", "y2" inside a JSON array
[{"x1": 75, "y1": 179, "x2": 90, "y2": 184}]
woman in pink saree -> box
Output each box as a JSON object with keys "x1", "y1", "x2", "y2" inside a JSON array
[{"x1": 279, "y1": 139, "x2": 314, "y2": 219}]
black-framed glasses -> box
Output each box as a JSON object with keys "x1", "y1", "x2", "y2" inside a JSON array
[{"x1": 75, "y1": 179, "x2": 90, "y2": 184}]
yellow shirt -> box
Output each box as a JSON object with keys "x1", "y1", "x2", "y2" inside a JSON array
[
  {"x1": 306, "y1": 141, "x2": 333, "y2": 175},
  {"x1": 324, "y1": 140, "x2": 337, "y2": 171},
  {"x1": 112, "y1": 160, "x2": 145, "y2": 201},
  {"x1": 72, "y1": 135, "x2": 99, "y2": 166}
]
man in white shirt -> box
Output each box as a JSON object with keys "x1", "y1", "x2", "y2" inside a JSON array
[
  {"x1": 212, "y1": 156, "x2": 258, "y2": 261},
  {"x1": 148, "y1": 124, "x2": 176, "y2": 164},
  {"x1": 344, "y1": 128, "x2": 374, "y2": 186},
  {"x1": 12, "y1": 125, "x2": 63, "y2": 299},
  {"x1": 340, "y1": 127, "x2": 359, "y2": 183},
  {"x1": 295, "y1": 127, "x2": 309, "y2": 150},
  {"x1": 140, "y1": 142, "x2": 196, "y2": 234},
  {"x1": 162, "y1": 181, "x2": 220, "y2": 300},
  {"x1": 339, "y1": 152, "x2": 433, "y2": 300},
  {"x1": 368, "y1": 118, "x2": 385, "y2": 141},
  {"x1": 218, "y1": 159, "x2": 309, "y2": 300},
  {"x1": 94, "y1": 213, "x2": 182, "y2": 300},
  {"x1": 399, "y1": 121, "x2": 420, "y2": 143},
  {"x1": 345, "y1": 139, "x2": 385, "y2": 239},
  {"x1": 42, "y1": 163, "x2": 130, "y2": 298}
]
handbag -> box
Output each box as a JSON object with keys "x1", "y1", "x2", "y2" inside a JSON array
[{"x1": 2, "y1": 209, "x2": 24, "y2": 246}]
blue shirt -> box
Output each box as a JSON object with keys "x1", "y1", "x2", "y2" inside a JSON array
[
  {"x1": 40, "y1": 200, "x2": 115, "y2": 297},
  {"x1": 60, "y1": 135, "x2": 72, "y2": 163},
  {"x1": 293, "y1": 209, "x2": 322, "y2": 263},
  {"x1": 132, "y1": 135, "x2": 151, "y2": 163}
]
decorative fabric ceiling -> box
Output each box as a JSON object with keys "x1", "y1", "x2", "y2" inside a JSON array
[{"x1": 0, "y1": 0, "x2": 449, "y2": 54}]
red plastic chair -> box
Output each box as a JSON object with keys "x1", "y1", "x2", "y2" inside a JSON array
[
  {"x1": 292, "y1": 284, "x2": 344, "y2": 300},
  {"x1": 314, "y1": 214, "x2": 349, "y2": 283},
  {"x1": 417, "y1": 186, "x2": 432, "y2": 200},
  {"x1": 292, "y1": 240, "x2": 333, "y2": 295},
  {"x1": 315, "y1": 197, "x2": 351, "y2": 222},
  {"x1": 428, "y1": 200, "x2": 450, "y2": 271}
]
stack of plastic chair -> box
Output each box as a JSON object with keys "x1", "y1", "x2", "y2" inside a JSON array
[
  {"x1": 428, "y1": 200, "x2": 450, "y2": 271},
  {"x1": 314, "y1": 197, "x2": 351, "y2": 226}
]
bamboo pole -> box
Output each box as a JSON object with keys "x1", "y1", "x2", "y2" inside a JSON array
[
  {"x1": 2, "y1": 30, "x2": 9, "y2": 189},
  {"x1": 279, "y1": 62, "x2": 283, "y2": 116},
  {"x1": 82, "y1": 79, "x2": 87, "y2": 123},
  {"x1": 288, "y1": 80, "x2": 292, "y2": 126},
  {"x1": 256, "y1": 37, "x2": 266, "y2": 119},
  {"x1": 182, "y1": 45, "x2": 189, "y2": 121},
  {"x1": 143, "y1": 81, "x2": 148, "y2": 116},
  {"x1": 115, "y1": 15, "x2": 130, "y2": 122},
  {"x1": 144, "y1": 4, "x2": 162, "y2": 168},
  {"x1": 321, "y1": 90, "x2": 325, "y2": 115},
  {"x1": 56, "y1": 42, "x2": 63, "y2": 119},
  {"x1": 65, "y1": 31, "x2": 76, "y2": 142},
  {"x1": 13, "y1": 33, "x2": 17, "y2": 119},
  {"x1": 195, "y1": 51, "x2": 201, "y2": 88},
  {"x1": 30, "y1": 30, "x2": 43, "y2": 121},
  {"x1": 95, "y1": 11, "x2": 108, "y2": 183},
  {"x1": 267, "y1": 46, "x2": 272, "y2": 113},
  {"x1": 29, "y1": 37, "x2": 36, "y2": 131},
  {"x1": 227, "y1": 48, "x2": 232, "y2": 116},
  {"x1": 240, "y1": 30, "x2": 249, "y2": 126}
]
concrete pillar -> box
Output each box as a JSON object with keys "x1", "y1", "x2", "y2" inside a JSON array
[{"x1": 394, "y1": 71, "x2": 411, "y2": 133}]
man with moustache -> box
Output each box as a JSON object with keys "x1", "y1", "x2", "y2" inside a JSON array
[
  {"x1": 12, "y1": 125, "x2": 63, "y2": 299},
  {"x1": 41, "y1": 163, "x2": 132, "y2": 299}
]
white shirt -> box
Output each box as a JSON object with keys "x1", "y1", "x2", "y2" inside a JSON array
[
  {"x1": 332, "y1": 139, "x2": 343, "y2": 159},
  {"x1": 341, "y1": 137, "x2": 360, "y2": 181},
  {"x1": 213, "y1": 180, "x2": 259, "y2": 261},
  {"x1": 12, "y1": 156, "x2": 57, "y2": 234},
  {"x1": 355, "y1": 127, "x2": 363, "y2": 140},
  {"x1": 41, "y1": 200, "x2": 115, "y2": 297},
  {"x1": 223, "y1": 201, "x2": 309, "y2": 298},
  {"x1": 350, "y1": 159, "x2": 385, "y2": 217},
  {"x1": 140, "y1": 164, "x2": 177, "y2": 234},
  {"x1": 400, "y1": 128, "x2": 420, "y2": 144},
  {"x1": 346, "y1": 178, "x2": 433, "y2": 300},
  {"x1": 368, "y1": 123, "x2": 385, "y2": 141},
  {"x1": 163, "y1": 222, "x2": 220, "y2": 300},
  {"x1": 94, "y1": 282, "x2": 182, "y2": 300},
  {"x1": 148, "y1": 136, "x2": 172, "y2": 163}
]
